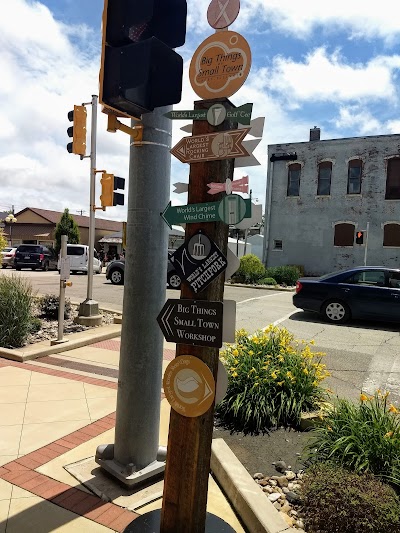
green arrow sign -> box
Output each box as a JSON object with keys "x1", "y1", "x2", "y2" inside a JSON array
[
  {"x1": 161, "y1": 197, "x2": 252, "y2": 229},
  {"x1": 161, "y1": 200, "x2": 220, "y2": 229},
  {"x1": 164, "y1": 103, "x2": 253, "y2": 126}
]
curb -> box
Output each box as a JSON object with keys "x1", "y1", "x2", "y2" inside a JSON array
[
  {"x1": 227, "y1": 283, "x2": 295, "y2": 292},
  {"x1": 211, "y1": 439, "x2": 296, "y2": 533},
  {"x1": 0, "y1": 323, "x2": 122, "y2": 362}
]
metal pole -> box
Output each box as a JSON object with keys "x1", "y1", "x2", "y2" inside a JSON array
[
  {"x1": 57, "y1": 235, "x2": 68, "y2": 342},
  {"x1": 96, "y1": 106, "x2": 171, "y2": 485},
  {"x1": 263, "y1": 159, "x2": 274, "y2": 266},
  {"x1": 78, "y1": 95, "x2": 100, "y2": 323},
  {"x1": 364, "y1": 221, "x2": 370, "y2": 266}
]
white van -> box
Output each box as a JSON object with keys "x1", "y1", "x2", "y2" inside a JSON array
[{"x1": 58, "y1": 244, "x2": 102, "y2": 274}]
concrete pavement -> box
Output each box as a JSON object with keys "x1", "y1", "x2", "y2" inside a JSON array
[{"x1": 0, "y1": 320, "x2": 297, "y2": 533}]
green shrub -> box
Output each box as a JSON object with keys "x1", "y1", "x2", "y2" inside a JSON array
[
  {"x1": 0, "y1": 275, "x2": 36, "y2": 348},
  {"x1": 216, "y1": 326, "x2": 329, "y2": 433},
  {"x1": 265, "y1": 265, "x2": 300, "y2": 286},
  {"x1": 39, "y1": 294, "x2": 72, "y2": 320},
  {"x1": 258, "y1": 277, "x2": 277, "y2": 286},
  {"x1": 304, "y1": 391, "x2": 400, "y2": 489},
  {"x1": 300, "y1": 462, "x2": 400, "y2": 533},
  {"x1": 232, "y1": 254, "x2": 266, "y2": 284},
  {"x1": 29, "y1": 317, "x2": 42, "y2": 334}
]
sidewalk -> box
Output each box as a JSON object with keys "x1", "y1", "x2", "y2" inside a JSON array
[{"x1": 0, "y1": 337, "x2": 245, "y2": 532}]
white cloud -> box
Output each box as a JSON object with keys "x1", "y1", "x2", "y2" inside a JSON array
[{"x1": 266, "y1": 48, "x2": 400, "y2": 103}]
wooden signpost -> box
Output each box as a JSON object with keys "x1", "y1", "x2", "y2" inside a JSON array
[{"x1": 159, "y1": 0, "x2": 258, "y2": 530}]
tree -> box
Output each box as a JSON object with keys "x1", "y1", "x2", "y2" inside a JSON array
[
  {"x1": 54, "y1": 208, "x2": 80, "y2": 253},
  {"x1": 0, "y1": 228, "x2": 7, "y2": 253}
]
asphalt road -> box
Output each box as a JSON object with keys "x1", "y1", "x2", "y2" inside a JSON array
[{"x1": 2, "y1": 268, "x2": 400, "y2": 406}]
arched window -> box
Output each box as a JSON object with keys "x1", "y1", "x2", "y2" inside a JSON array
[
  {"x1": 317, "y1": 161, "x2": 332, "y2": 195},
  {"x1": 383, "y1": 223, "x2": 400, "y2": 246},
  {"x1": 347, "y1": 159, "x2": 362, "y2": 194},
  {"x1": 287, "y1": 163, "x2": 301, "y2": 196},
  {"x1": 334, "y1": 223, "x2": 355, "y2": 247},
  {"x1": 385, "y1": 158, "x2": 400, "y2": 199}
]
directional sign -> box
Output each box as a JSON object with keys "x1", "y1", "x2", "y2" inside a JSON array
[
  {"x1": 171, "y1": 128, "x2": 250, "y2": 165},
  {"x1": 163, "y1": 355, "x2": 216, "y2": 417},
  {"x1": 169, "y1": 231, "x2": 228, "y2": 294},
  {"x1": 157, "y1": 299, "x2": 223, "y2": 348},
  {"x1": 165, "y1": 103, "x2": 252, "y2": 126},
  {"x1": 173, "y1": 182, "x2": 189, "y2": 194},
  {"x1": 207, "y1": 176, "x2": 249, "y2": 195},
  {"x1": 161, "y1": 197, "x2": 253, "y2": 228},
  {"x1": 161, "y1": 200, "x2": 220, "y2": 228},
  {"x1": 207, "y1": 0, "x2": 240, "y2": 29},
  {"x1": 189, "y1": 31, "x2": 252, "y2": 100}
]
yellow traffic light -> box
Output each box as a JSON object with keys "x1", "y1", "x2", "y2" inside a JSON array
[
  {"x1": 67, "y1": 105, "x2": 87, "y2": 156},
  {"x1": 100, "y1": 173, "x2": 114, "y2": 207}
]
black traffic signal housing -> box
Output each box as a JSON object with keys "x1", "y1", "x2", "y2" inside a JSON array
[
  {"x1": 67, "y1": 105, "x2": 87, "y2": 156},
  {"x1": 355, "y1": 231, "x2": 364, "y2": 245},
  {"x1": 99, "y1": 0, "x2": 187, "y2": 118},
  {"x1": 100, "y1": 173, "x2": 125, "y2": 208}
]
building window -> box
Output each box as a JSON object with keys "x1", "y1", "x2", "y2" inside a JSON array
[
  {"x1": 347, "y1": 159, "x2": 362, "y2": 194},
  {"x1": 317, "y1": 161, "x2": 332, "y2": 195},
  {"x1": 383, "y1": 223, "x2": 400, "y2": 246},
  {"x1": 287, "y1": 163, "x2": 301, "y2": 196},
  {"x1": 385, "y1": 158, "x2": 400, "y2": 199},
  {"x1": 273, "y1": 240, "x2": 283, "y2": 250},
  {"x1": 334, "y1": 223, "x2": 355, "y2": 246}
]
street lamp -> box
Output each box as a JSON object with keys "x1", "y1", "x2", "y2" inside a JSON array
[{"x1": 5, "y1": 214, "x2": 17, "y2": 245}]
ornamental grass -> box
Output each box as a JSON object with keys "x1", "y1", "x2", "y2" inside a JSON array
[
  {"x1": 216, "y1": 326, "x2": 330, "y2": 433},
  {"x1": 304, "y1": 390, "x2": 400, "y2": 489}
]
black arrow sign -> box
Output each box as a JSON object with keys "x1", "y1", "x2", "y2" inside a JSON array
[{"x1": 157, "y1": 299, "x2": 223, "y2": 348}]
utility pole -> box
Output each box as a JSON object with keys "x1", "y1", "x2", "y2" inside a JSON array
[
  {"x1": 96, "y1": 106, "x2": 171, "y2": 484},
  {"x1": 364, "y1": 221, "x2": 370, "y2": 266},
  {"x1": 77, "y1": 95, "x2": 102, "y2": 326}
]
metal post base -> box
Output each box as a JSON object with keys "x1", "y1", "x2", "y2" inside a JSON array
[
  {"x1": 123, "y1": 509, "x2": 236, "y2": 532},
  {"x1": 95, "y1": 444, "x2": 166, "y2": 487}
]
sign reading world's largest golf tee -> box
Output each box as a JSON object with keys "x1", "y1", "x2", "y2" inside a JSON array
[{"x1": 189, "y1": 30, "x2": 252, "y2": 100}]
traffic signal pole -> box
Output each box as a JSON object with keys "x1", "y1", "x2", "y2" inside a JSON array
[
  {"x1": 95, "y1": 106, "x2": 171, "y2": 484},
  {"x1": 77, "y1": 95, "x2": 102, "y2": 325}
]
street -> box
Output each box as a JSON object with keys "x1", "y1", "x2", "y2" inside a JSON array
[{"x1": 2, "y1": 268, "x2": 400, "y2": 406}]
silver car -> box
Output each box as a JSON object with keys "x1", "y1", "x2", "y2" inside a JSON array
[{"x1": 1, "y1": 247, "x2": 17, "y2": 269}]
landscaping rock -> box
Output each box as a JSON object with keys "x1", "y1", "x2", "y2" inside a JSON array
[
  {"x1": 274, "y1": 460, "x2": 287, "y2": 473},
  {"x1": 268, "y1": 492, "x2": 281, "y2": 503},
  {"x1": 286, "y1": 491, "x2": 302, "y2": 505}
]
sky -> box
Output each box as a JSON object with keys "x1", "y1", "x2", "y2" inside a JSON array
[{"x1": 1, "y1": 0, "x2": 400, "y2": 222}]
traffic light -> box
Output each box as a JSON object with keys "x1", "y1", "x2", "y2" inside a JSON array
[
  {"x1": 356, "y1": 231, "x2": 364, "y2": 245},
  {"x1": 67, "y1": 105, "x2": 87, "y2": 156},
  {"x1": 100, "y1": 173, "x2": 125, "y2": 207},
  {"x1": 99, "y1": 0, "x2": 187, "y2": 118}
]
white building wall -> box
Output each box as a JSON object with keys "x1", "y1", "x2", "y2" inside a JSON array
[{"x1": 263, "y1": 133, "x2": 400, "y2": 275}]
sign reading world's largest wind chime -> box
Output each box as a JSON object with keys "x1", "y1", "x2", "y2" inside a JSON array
[{"x1": 159, "y1": 1, "x2": 264, "y2": 531}]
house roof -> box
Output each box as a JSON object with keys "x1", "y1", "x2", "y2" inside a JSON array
[{"x1": 15, "y1": 208, "x2": 123, "y2": 231}]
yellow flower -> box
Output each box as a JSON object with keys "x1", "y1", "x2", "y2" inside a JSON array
[
  {"x1": 234, "y1": 359, "x2": 239, "y2": 364},
  {"x1": 232, "y1": 349, "x2": 239, "y2": 357},
  {"x1": 254, "y1": 382, "x2": 259, "y2": 387},
  {"x1": 248, "y1": 350, "x2": 254, "y2": 356},
  {"x1": 270, "y1": 371, "x2": 278, "y2": 379},
  {"x1": 310, "y1": 340, "x2": 315, "y2": 345},
  {"x1": 385, "y1": 431, "x2": 394, "y2": 438},
  {"x1": 389, "y1": 404, "x2": 399, "y2": 414},
  {"x1": 303, "y1": 368, "x2": 309, "y2": 375},
  {"x1": 327, "y1": 426, "x2": 333, "y2": 431},
  {"x1": 230, "y1": 367, "x2": 236, "y2": 372},
  {"x1": 360, "y1": 393, "x2": 369, "y2": 402},
  {"x1": 232, "y1": 371, "x2": 238, "y2": 378},
  {"x1": 277, "y1": 381, "x2": 284, "y2": 386}
]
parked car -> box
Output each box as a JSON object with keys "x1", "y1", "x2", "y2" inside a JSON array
[
  {"x1": 106, "y1": 252, "x2": 182, "y2": 289},
  {"x1": 57, "y1": 244, "x2": 102, "y2": 274},
  {"x1": 293, "y1": 266, "x2": 400, "y2": 324},
  {"x1": 14, "y1": 244, "x2": 58, "y2": 271},
  {"x1": 1, "y1": 247, "x2": 17, "y2": 268}
]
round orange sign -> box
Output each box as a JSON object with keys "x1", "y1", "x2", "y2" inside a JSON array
[
  {"x1": 189, "y1": 31, "x2": 252, "y2": 100},
  {"x1": 163, "y1": 355, "x2": 216, "y2": 417}
]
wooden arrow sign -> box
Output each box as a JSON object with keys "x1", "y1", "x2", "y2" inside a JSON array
[{"x1": 171, "y1": 128, "x2": 250, "y2": 164}]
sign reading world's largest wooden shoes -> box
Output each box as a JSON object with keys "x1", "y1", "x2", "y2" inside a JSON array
[{"x1": 189, "y1": 31, "x2": 252, "y2": 100}]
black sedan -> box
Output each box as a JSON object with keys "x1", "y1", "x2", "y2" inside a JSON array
[{"x1": 293, "y1": 266, "x2": 400, "y2": 324}]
